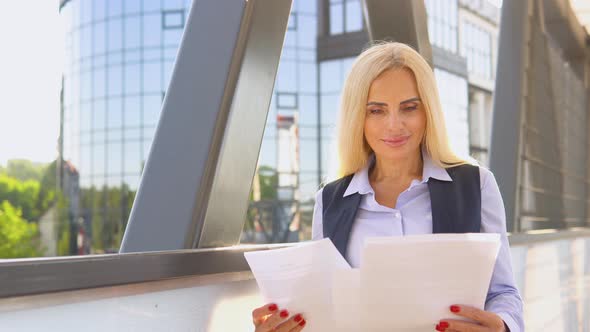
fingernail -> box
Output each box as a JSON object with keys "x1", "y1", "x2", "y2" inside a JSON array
[
  {"x1": 439, "y1": 321, "x2": 449, "y2": 328},
  {"x1": 435, "y1": 324, "x2": 445, "y2": 331},
  {"x1": 299, "y1": 319, "x2": 306, "y2": 327},
  {"x1": 450, "y1": 305, "x2": 460, "y2": 313},
  {"x1": 280, "y1": 309, "x2": 289, "y2": 318},
  {"x1": 294, "y1": 314, "x2": 303, "y2": 322},
  {"x1": 268, "y1": 304, "x2": 278, "y2": 311}
]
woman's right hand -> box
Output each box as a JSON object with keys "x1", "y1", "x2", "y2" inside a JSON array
[{"x1": 252, "y1": 303, "x2": 306, "y2": 332}]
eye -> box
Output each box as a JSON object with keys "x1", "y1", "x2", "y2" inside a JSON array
[
  {"x1": 368, "y1": 109, "x2": 383, "y2": 114},
  {"x1": 401, "y1": 105, "x2": 418, "y2": 112}
]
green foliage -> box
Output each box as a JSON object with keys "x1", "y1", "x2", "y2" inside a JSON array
[
  {"x1": 55, "y1": 193, "x2": 72, "y2": 256},
  {"x1": 0, "y1": 201, "x2": 43, "y2": 258},
  {"x1": 80, "y1": 183, "x2": 136, "y2": 254},
  {"x1": 257, "y1": 166, "x2": 278, "y2": 200},
  {"x1": 3, "y1": 159, "x2": 46, "y2": 182},
  {"x1": 0, "y1": 160, "x2": 57, "y2": 222},
  {"x1": 0, "y1": 174, "x2": 41, "y2": 221}
]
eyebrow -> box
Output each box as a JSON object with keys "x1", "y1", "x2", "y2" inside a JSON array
[{"x1": 366, "y1": 97, "x2": 421, "y2": 107}]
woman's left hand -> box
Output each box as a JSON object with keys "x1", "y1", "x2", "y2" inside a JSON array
[{"x1": 435, "y1": 305, "x2": 507, "y2": 332}]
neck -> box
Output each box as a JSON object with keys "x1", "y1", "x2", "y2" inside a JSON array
[{"x1": 370, "y1": 149, "x2": 423, "y2": 182}]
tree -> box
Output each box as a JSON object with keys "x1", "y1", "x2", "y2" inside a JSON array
[
  {"x1": 3, "y1": 159, "x2": 45, "y2": 182},
  {"x1": 0, "y1": 201, "x2": 43, "y2": 258},
  {"x1": 0, "y1": 175, "x2": 41, "y2": 222}
]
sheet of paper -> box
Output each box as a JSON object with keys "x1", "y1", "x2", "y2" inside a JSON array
[
  {"x1": 355, "y1": 233, "x2": 501, "y2": 331},
  {"x1": 332, "y1": 269, "x2": 361, "y2": 331},
  {"x1": 244, "y1": 238, "x2": 351, "y2": 332}
]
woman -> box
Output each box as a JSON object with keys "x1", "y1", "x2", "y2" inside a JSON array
[{"x1": 252, "y1": 42, "x2": 524, "y2": 332}]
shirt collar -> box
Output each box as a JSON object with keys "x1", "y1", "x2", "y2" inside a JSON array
[{"x1": 343, "y1": 148, "x2": 453, "y2": 197}]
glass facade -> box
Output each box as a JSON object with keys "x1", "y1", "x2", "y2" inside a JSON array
[
  {"x1": 61, "y1": 0, "x2": 192, "y2": 253},
  {"x1": 425, "y1": 0, "x2": 458, "y2": 53},
  {"x1": 329, "y1": 0, "x2": 364, "y2": 35},
  {"x1": 461, "y1": 20, "x2": 493, "y2": 80},
  {"x1": 60, "y1": 0, "x2": 499, "y2": 253}
]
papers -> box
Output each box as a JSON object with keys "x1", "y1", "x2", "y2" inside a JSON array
[
  {"x1": 244, "y1": 239, "x2": 351, "y2": 332},
  {"x1": 358, "y1": 233, "x2": 501, "y2": 330},
  {"x1": 245, "y1": 233, "x2": 501, "y2": 332}
]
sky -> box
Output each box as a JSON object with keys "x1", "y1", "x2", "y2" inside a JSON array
[{"x1": 0, "y1": 1, "x2": 62, "y2": 166}]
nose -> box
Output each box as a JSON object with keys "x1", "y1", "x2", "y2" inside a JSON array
[{"x1": 386, "y1": 110, "x2": 404, "y2": 130}]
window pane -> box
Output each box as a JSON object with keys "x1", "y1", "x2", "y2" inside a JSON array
[
  {"x1": 94, "y1": 100, "x2": 106, "y2": 130},
  {"x1": 345, "y1": 0, "x2": 363, "y2": 32},
  {"x1": 108, "y1": 19, "x2": 123, "y2": 51},
  {"x1": 94, "y1": 69, "x2": 106, "y2": 98},
  {"x1": 276, "y1": 60, "x2": 297, "y2": 93},
  {"x1": 143, "y1": 0, "x2": 161, "y2": 12},
  {"x1": 124, "y1": 16, "x2": 141, "y2": 50},
  {"x1": 143, "y1": 14, "x2": 162, "y2": 47},
  {"x1": 298, "y1": 15, "x2": 316, "y2": 48},
  {"x1": 107, "y1": 142, "x2": 123, "y2": 175},
  {"x1": 124, "y1": 141, "x2": 142, "y2": 174},
  {"x1": 107, "y1": 65, "x2": 122, "y2": 96},
  {"x1": 94, "y1": 0, "x2": 106, "y2": 21},
  {"x1": 124, "y1": 96, "x2": 141, "y2": 128},
  {"x1": 94, "y1": 22, "x2": 106, "y2": 55},
  {"x1": 124, "y1": 0, "x2": 141, "y2": 14},
  {"x1": 143, "y1": 62, "x2": 162, "y2": 93},
  {"x1": 125, "y1": 64, "x2": 141, "y2": 95},
  {"x1": 107, "y1": 0, "x2": 123, "y2": 17},
  {"x1": 329, "y1": 4, "x2": 343, "y2": 35},
  {"x1": 93, "y1": 144, "x2": 106, "y2": 176},
  {"x1": 143, "y1": 95, "x2": 162, "y2": 126},
  {"x1": 107, "y1": 98, "x2": 122, "y2": 129},
  {"x1": 163, "y1": 10, "x2": 184, "y2": 29}
]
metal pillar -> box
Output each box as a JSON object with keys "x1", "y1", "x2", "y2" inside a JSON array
[
  {"x1": 121, "y1": 0, "x2": 293, "y2": 252},
  {"x1": 361, "y1": 0, "x2": 433, "y2": 66}
]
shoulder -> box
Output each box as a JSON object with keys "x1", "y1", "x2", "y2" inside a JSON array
[
  {"x1": 475, "y1": 165, "x2": 497, "y2": 191},
  {"x1": 320, "y1": 174, "x2": 354, "y2": 195},
  {"x1": 446, "y1": 162, "x2": 496, "y2": 190}
]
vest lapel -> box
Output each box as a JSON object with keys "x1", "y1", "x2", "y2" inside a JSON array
[
  {"x1": 428, "y1": 178, "x2": 456, "y2": 233},
  {"x1": 324, "y1": 193, "x2": 362, "y2": 258}
]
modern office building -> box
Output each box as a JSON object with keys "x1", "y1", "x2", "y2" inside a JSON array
[
  {"x1": 59, "y1": 0, "x2": 502, "y2": 253},
  {"x1": 59, "y1": 0, "x2": 194, "y2": 252}
]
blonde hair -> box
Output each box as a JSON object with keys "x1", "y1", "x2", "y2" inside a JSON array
[{"x1": 334, "y1": 41, "x2": 469, "y2": 179}]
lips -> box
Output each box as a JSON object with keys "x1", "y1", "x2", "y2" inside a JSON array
[{"x1": 381, "y1": 135, "x2": 410, "y2": 147}]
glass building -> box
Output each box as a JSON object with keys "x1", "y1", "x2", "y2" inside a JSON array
[
  {"x1": 59, "y1": 0, "x2": 500, "y2": 254},
  {"x1": 60, "y1": 0, "x2": 193, "y2": 252}
]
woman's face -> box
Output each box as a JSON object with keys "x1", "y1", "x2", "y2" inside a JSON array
[{"x1": 363, "y1": 68, "x2": 426, "y2": 162}]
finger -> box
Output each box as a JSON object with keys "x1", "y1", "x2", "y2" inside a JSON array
[
  {"x1": 258, "y1": 309, "x2": 290, "y2": 331},
  {"x1": 274, "y1": 313, "x2": 305, "y2": 332},
  {"x1": 252, "y1": 303, "x2": 279, "y2": 325},
  {"x1": 288, "y1": 317, "x2": 307, "y2": 332},
  {"x1": 448, "y1": 305, "x2": 503, "y2": 328},
  {"x1": 438, "y1": 319, "x2": 484, "y2": 332}
]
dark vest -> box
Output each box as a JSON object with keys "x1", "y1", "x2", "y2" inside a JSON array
[{"x1": 322, "y1": 164, "x2": 481, "y2": 258}]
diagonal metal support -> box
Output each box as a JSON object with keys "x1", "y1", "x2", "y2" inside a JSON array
[
  {"x1": 361, "y1": 0, "x2": 433, "y2": 66},
  {"x1": 121, "y1": 0, "x2": 293, "y2": 252}
]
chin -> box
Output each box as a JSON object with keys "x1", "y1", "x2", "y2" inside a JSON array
[{"x1": 375, "y1": 143, "x2": 420, "y2": 161}]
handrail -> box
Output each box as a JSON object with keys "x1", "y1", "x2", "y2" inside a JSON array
[
  {"x1": 1, "y1": 227, "x2": 589, "y2": 299},
  {"x1": 0, "y1": 244, "x2": 286, "y2": 299}
]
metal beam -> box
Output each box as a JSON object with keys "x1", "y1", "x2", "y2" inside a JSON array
[
  {"x1": 120, "y1": 0, "x2": 292, "y2": 252},
  {"x1": 489, "y1": 0, "x2": 532, "y2": 232},
  {"x1": 361, "y1": 0, "x2": 433, "y2": 66}
]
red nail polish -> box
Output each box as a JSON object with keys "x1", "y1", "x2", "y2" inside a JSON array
[
  {"x1": 280, "y1": 310, "x2": 289, "y2": 318},
  {"x1": 450, "y1": 305, "x2": 460, "y2": 313},
  {"x1": 294, "y1": 314, "x2": 302, "y2": 322},
  {"x1": 439, "y1": 321, "x2": 449, "y2": 328},
  {"x1": 435, "y1": 324, "x2": 444, "y2": 332},
  {"x1": 299, "y1": 319, "x2": 306, "y2": 327},
  {"x1": 268, "y1": 304, "x2": 278, "y2": 311}
]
